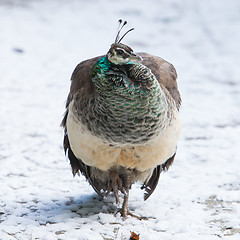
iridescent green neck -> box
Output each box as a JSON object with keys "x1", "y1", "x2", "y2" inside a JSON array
[{"x1": 92, "y1": 57, "x2": 111, "y2": 77}]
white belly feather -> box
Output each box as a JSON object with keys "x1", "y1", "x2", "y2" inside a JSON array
[{"x1": 66, "y1": 101, "x2": 181, "y2": 172}]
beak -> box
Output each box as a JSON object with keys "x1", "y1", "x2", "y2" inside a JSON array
[{"x1": 130, "y1": 52, "x2": 143, "y2": 61}]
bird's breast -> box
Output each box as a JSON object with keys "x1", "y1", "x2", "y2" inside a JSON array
[
  {"x1": 90, "y1": 62, "x2": 172, "y2": 145},
  {"x1": 66, "y1": 101, "x2": 181, "y2": 172}
]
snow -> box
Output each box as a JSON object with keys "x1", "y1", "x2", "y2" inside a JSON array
[{"x1": 0, "y1": 0, "x2": 240, "y2": 239}]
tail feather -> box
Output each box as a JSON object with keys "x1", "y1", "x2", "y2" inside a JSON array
[{"x1": 142, "y1": 152, "x2": 176, "y2": 200}]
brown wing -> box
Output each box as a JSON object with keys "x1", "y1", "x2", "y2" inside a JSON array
[
  {"x1": 141, "y1": 153, "x2": 176, "y2": 200},
  {"x1": 61, "y1": 55, "x2": 107, "y2": 196},
  {"x1": 61, "y1": 55, "x2": 102, "y2": 128},
  {"x1": 138, "y1": 52, "x2": 181, "y2": 110}
]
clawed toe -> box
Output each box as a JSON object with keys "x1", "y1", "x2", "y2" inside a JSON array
[{"x1": 116, "y1": 208, "x2": 148, "y2": 220}]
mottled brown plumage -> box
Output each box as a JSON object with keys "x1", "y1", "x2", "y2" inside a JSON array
[{"x1": 61, "y1": 48, "x2": 181, "y2": 219}]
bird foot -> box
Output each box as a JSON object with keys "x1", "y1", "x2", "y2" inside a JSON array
[
  {"x1": 116, "y1": 207, "x2": 148, "y2": 220},
  {"x1": 106, "y1": 171, "x2": 125, "y2": 204}
]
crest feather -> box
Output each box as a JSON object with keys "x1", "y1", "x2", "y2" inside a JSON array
[{"x1": 114, "y1": 19, "x2": 134, "y2": 44}]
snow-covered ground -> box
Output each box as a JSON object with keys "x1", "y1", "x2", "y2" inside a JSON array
[{"x1": 1, "y1": 0, "x2": 240, "y2": 239}]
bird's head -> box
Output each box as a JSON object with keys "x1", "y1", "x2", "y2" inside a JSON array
[
  {"x1": 106, "y1": 19, "x2": 142, "y2": 65},
  {"x1": 107, "y1": 43, "x2": 142, "y2": 65}
]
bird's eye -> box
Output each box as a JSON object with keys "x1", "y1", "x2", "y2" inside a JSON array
[{"x1": 116, "y1": 49, "x2": 124, "y2": 55}]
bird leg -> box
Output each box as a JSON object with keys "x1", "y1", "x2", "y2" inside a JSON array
[
  {"x1": 118, "y1": 176, "x2": 130, "y2": 218},
  {"x1": 106, "y1": 171, "x2": 125, "y2": 204},
  {"x1": 106, "y1": 170, "x2": 148, "y2": 220},
  {"x1": 117, "y1": 173, "x2": 148, "y2": 220}
]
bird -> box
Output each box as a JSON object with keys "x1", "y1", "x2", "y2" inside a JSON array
[{"x1": 61, "y1": 20, "x2": 181, "y2": 219}]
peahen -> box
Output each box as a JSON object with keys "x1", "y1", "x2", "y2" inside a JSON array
[{"x1": 61, "y1": 20, "x2": 181, "y2": 219}]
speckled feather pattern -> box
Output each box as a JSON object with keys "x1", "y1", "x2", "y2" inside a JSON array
[{"x1": 72, "y1": 56, "x2": 175, "y2": 145}]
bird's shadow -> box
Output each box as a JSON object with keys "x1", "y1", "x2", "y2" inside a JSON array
[
  {"x1": 16, "y1": 192, "x2": 126, "y2": 227},
  {"x1": 66, "y1": 193, "x2": 119, "y2": 218},
  {"x1": 37, "y1": 190, "x2": 128, "y2": 222},
  {"x1": 28, "y1": 185, "x2": 148, "y2": 223}
]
